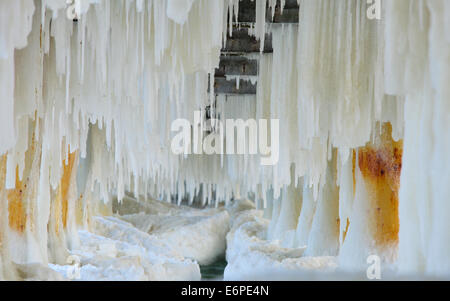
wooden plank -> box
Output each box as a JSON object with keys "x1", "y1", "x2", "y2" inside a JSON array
[
  {"x1": 237, "y1": 0, "x2": 299, "y2": 23},
  {"x1": 222, "y1": 28, "x2": 272, "y2": 53},
  {"x1": 213, "y1": 77, "x2": 257, "y2": 95},
  {"x1": 215, "y1": 56, "x2": 258, "y2": 77}
]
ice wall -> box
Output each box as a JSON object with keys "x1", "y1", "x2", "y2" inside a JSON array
[
  {"x1": 384, "y1": 0, "x2": 450, "y2": 276},
  {"x1": 0, "y1": 0, "x2": 237, "y2": 279},
  {"x1": 0, "y1": 0, "x2": 449, "y2": 279},
  {"x1": 256, "y1": 0, "x2": 449, "y2": 278}
]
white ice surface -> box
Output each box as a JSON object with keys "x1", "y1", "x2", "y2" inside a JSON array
[
  {"x1": 48, "y1": 199, "x2": 229, "y2": 280},
  {"x1": 224, "y1": 200, "x2": 337, "y2": 280},
  {"x1": 224, "y1": 200, "x2": 450, "y2": 280},
  {"x1": 46, "y1": 198, "x2": 450, "y2": 281},
  {"x1": 120, "y1": 210, "x2": 229, "y2": 265}
]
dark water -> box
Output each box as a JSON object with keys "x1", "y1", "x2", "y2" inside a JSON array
[{"x1": 200, "y1": 257, "x2": 227, "y2": 280}]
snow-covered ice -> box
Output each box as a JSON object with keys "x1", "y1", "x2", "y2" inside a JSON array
[
  {"x1": 45, "y1": 197, "x2": 230, "y2": 280},
  {"x1": 224, "y1": 199, "x2": 337, "y2": 280}
]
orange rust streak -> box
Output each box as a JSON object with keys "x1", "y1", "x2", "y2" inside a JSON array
[
  {"x1": 60, "y1": 152, "x2": 77, "y2": 229},
  {"x1": 342, "y1": 218, "x2": 350, "y2": 243},
  {"x1": 358, "y1": 123, "x2": 402, "y2": 247},
  {"x1": 7, "y1": 166, "x2": 27, "y2": 233},
  {"x1": 0, "y1": 155, "x2": 6, "y2": 191}
]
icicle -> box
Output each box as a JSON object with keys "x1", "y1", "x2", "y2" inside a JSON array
[{"x1": 255, "y1": 0, "x2": 267, "y2": 52}]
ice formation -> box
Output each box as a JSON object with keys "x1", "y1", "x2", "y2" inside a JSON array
[
  {"x1": 224, "y1": 199, "x2": 338, "y2": 280},
  {"x1": 46, "y1": 198, "x2": 230, "y2": 280},
  {"x1": 229, "y1": 0, "x2": 449, "y2": 279},
  {"x1": 0, "y1": 0, "x2": 449, "y2": 280}
]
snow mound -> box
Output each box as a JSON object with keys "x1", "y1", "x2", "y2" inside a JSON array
[
  {"x1": 49, "y1": 217, "x2": 201, "y2": 281},
  {"x1": 48, "y1": 199, "x2": 230, "y2": 280},
  {"x1": 119, "y1": 209, "x2": 230, "y2": 265},
  {"x1": 224, "y1": 204, "x2": 337, "y2": 280}
]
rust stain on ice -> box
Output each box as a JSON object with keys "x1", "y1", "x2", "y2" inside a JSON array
[
  {"x1": 60, "y1": 151, "x2": 77, "y2": 230},
  {"x1": 7, "y1": 166, "x2": 27, "y2": 233},
  {"x1": 358, "y1": 122, "x2": 402, "y2": 248}
]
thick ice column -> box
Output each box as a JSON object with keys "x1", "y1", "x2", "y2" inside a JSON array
[
  {"x1": 360, "y1": 125, "x2": 401, "y2": 252},
  {"x1": 0, "y1": 120, "x2": 60, "y2": 273},
  {"x1": 337, "y1": 151, "x2": 354, "y2": 246},
  {"x1": 304, "y1": 152, "x2": 340, "y2": 256},
  {"x1": 420, "y1": 0, "x2": 450, "y2": 275},
  {"x1": 339, "y1": 123, "x2": 402, "y2": 270},
  {"x1": 338, "y1": 156, "x2": 374, "y2": 270},
  {"x1": 267, "y1": 177, "x2": 302, "y2": 247},
  {"x1": 294, "y1": 183, "x2": 316, "y2": 248},
  {"x1": 47, "y1": 150, "x2": 80, "y2": 265},
  {"x1": 0, "y1": 155, "x2": 19, "y2": 280},
  {"x1": 384, "y1": 0, "x2": 450, "y2": 276},
  {"x1": 266, "y1": 195, "x2": 281, "y2": 240},
  {"x1": 398, "y1": 84, "x2": 450, "y2": 276}
]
